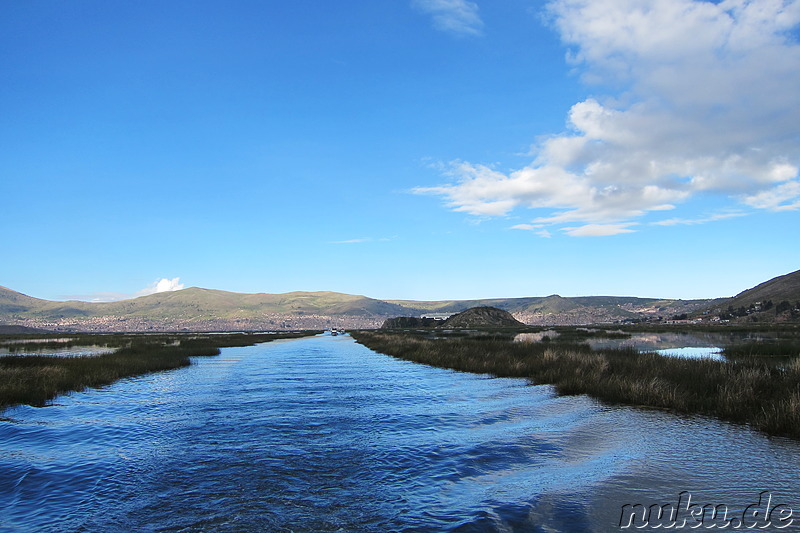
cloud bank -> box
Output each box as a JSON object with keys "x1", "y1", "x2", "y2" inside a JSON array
[
  {"x1": 418, "y1": 0, "x2": 800, "y2": 236},
  {"x1": 412, "y1": 0, "x2": 484, "y2": 36}
]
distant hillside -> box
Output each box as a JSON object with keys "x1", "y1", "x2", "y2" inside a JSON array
[
  {"x1": 721, "y1": 269, "x2": 800, "y2": 308},
  {"x1": 0, "y1": 286, "x2": 51, "y2": 315},
  {"x1": 0, "y1": 325, "x2": 54, "y2": 334},
  {"x1": 389, "y1": 294, "x2": 712, "y2": 325},
  {"x1": 0, "y1": 286, "x2": 418, "y2": 319},
  {"x1": 0, "y1": 286, "x2": 422, "y2": 331},
  {"x1": 97, "y1": 288, "x2": 416, "y2": 319},
  {"x1": 702, "y1": 269, "x2": 800, "y2": 323},
  {"x1": 7, "y1": 271, "x2": 795, "y2": 332}
]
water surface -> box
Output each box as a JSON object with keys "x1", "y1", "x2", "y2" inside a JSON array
[{"x1": 1, "y1": 335, "x2": 799, "y2": 531}]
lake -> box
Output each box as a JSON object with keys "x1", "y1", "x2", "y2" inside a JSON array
[{"x1": 1, "y1": 334, "x2": 799, "y2": 532}]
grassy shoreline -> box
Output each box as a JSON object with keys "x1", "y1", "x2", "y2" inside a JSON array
[
  {"x1": 351, "y1": 330, "x2": 800, "y2": 439},
  {"x1": 0, "y1": 331, "x2": 319, "y2": 410}
]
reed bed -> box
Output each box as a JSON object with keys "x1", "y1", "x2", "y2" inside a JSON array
[
  {"x1": 723, "y1": 341, "x2": 800, "y2": 358},
  {"x1": 352, "y1": 331, "x2": 800, "y2": 439},
  {"x1": 0, "y1": 331, "x2": 318, "y2": 409}
]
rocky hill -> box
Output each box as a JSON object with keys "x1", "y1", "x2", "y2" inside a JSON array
[
  {"x1": 440, "y1": 306, "x2": 527, "y2": 328},
  {"x1": 381, "y1": 307, "x2": 527, "y2": 330},
  {"x1": 380, "y1": 317, "x2": 439, "y2": 329}
]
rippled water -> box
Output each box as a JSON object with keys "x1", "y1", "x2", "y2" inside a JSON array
[{"x1": 2, "y1": 335, "x2": 799, "y2": 532}]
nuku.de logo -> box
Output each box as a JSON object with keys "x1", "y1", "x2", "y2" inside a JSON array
[{"x1": 619, "y1": 491, "x2": 794, "y2": 529}]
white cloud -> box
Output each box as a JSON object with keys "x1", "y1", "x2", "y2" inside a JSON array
[
  {"x1": 330, "y1": 238, "x2": 371, "y2": 244},
  {"x1": 419, "y1": 0, "x2": 800, "y2": 236},
  {"x1": 741, "y1": 181, "x2": 800, "y2": 210},
  {"x1": 562, "y1": 223, "x2": 637, "y2": 237},
  {"x1": 653, "y1": 211, "x2": 747, "y2": 226},
  {"x1": 512, "y1": 224, "x2": 553, "y2": 238},
  {"x1": 329, "y1": 237, "x2": 393, "y2": 244},
  {"x1": 412, "y1": 0, "x2": 484, "y2": 36},
  {"x1": 136, "y1": 277, "x2": 185, "y2": 297}
]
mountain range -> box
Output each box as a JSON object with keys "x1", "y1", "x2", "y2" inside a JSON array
[{"x1": 1, "y1": 269, "x2": 798, "y2": 332}]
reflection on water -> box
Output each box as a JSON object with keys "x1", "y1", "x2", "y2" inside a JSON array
[
  {"x1": 586, "y1": 330, "x2": 796, "y2": 353},
  {"x1": 0, "y1": 338, "x2": 76, "y2": 345},
  {"x1": 654, "y1": 347, "x2": 724, "y2": 360},
  {"x1": 514, "y1": 330, "x2": 559, "y2": 343},
  {"x1": 1, "y1": 335, "x2": 799, "y2": 532},
  {"x1": 514, "y1": 331, "x2": 732, "y2": 360},
  {"x1": 0, "y1": 345, "x2": 115, "y2": 358}
]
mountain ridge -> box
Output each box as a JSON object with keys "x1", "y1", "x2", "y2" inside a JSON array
[
  {"x1": 721, "y1": 270, "x2": 800, "y2": 308},
  {"x1": 2, "y1": 269, "x2": 797, "y2": 331}
]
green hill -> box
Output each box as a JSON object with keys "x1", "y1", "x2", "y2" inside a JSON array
[
  {"x1": 0, "y1": 286, "x2": 419, "y2": 323},
  {"x1": 702, "y1": 269, "x2": 800, "y2": 322},
  {"x1": 721, "y1": 269, "x2": 800, "y2": 308},
  {"x1": 6, "y1": 269, "x2": 798, "y2": 331}
]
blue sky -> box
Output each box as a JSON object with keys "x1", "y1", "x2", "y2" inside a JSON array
[{"x1": 2, "y1": 0, "x2": 799, "y2": 302}]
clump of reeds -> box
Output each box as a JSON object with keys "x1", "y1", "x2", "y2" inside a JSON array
[
  {"x1": 0, "y1": 331, "x2": 319, "y2": 409},
  {"x1": 351, "y1": 331, "x2": 800, "y2": 439},
  {"x1": 552, "y1": 327, "x2": 631, "y2": 342},
  {"x1": 723, "y1": 341, "x2": 800, "y2": 358}
]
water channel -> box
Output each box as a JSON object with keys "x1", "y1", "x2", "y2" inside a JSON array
[{"x1": 1, "y1": 334, "x2": 799, "y2": 531}]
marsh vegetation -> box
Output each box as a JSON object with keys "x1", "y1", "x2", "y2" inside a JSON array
[
  {"x1": 0, "y1": 331, "x2": 319, "y2": 409},
  {"x1": 352, "y1": 329, "x2": 800, "y2": 439}
]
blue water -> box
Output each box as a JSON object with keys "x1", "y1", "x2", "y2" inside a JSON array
[
  {"x1": 1, "y1": 335, "x2": 799, "y2": 531},
  {"x1": 654, "y1": 347, "x2": 724, "y2": 360}
]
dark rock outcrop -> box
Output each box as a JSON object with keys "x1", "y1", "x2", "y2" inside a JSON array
[
  {"x1": 381, "y1": 306, "x2": 526, "y2": 330},
  {"x1": 440, "y1": 306, "x2": 526, "y2": 328},
  {"x1": 380, "y1": 316, "x2": 439, "y2": 329}
]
